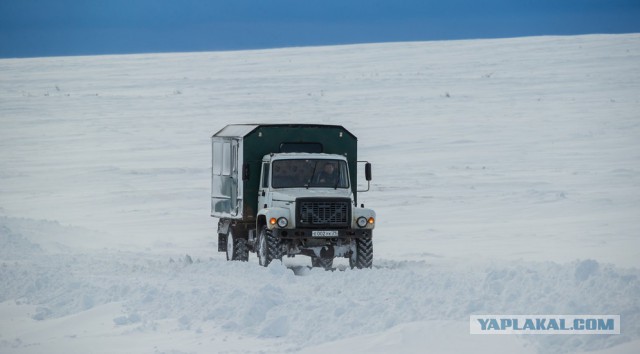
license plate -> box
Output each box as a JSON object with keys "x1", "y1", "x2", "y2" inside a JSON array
[{"x1": 312, "y1": 230, "x2": 339, "y2": 237}]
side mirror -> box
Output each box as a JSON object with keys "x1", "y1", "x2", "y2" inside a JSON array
[
  {"x1": 357, "y1": 161, "x2": 372, "y2": 193},
  {"x1": 365, "y1": 162, "x2": 372, "y2": 181},
  {"x1": 242, "y1": 163, "x2": 250, "y2": 181}
]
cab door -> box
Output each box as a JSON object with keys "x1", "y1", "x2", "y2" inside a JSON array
[{"x1": 257, "y1": 161, "x2": 271, "y2": 211}]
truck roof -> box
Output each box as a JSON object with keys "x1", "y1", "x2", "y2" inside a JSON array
[
  {"x1": 212, "y1": 124, "x2": 356, "y2": 140},
  {"x1": 266, "y1": 152, "x2": 348, "y2": 161}
]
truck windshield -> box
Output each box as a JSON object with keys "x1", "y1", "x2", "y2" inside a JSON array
[{"x1": 272, "y1": 159, "x2": 349, "y2": 189}]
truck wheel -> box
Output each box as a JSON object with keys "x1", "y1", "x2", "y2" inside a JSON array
[
  {"x1": 350, "y1": 237, "x2": 373, "y2": 269},
  {"x1": 257, "y1": 226, "x2": 283, "y2": 267},
  {"x1": 226, "y1": 230, "x2": 249, "y2": 261},
  {"x1": 311, "y1": 257, "x2": 334, "y2": 270}
]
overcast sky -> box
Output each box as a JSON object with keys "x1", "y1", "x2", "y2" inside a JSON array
[{"x1": 1, "y1": 0, "x2": 639, "y2": 58}]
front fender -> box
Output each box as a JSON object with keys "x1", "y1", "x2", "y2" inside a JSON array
[
  {"x1": 257, "y1": 207, "x2": 292, "y2": 230},
  {"x1": 352, "y1": 207, "x2": 376, "y2": 230}
]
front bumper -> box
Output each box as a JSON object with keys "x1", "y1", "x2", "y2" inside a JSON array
[
  {"x1": 273, "y1": 228, "x2": 372, "y2": 239},
  {"x1": 272, "y1": 228, "x2": 372, "y2": 258}
]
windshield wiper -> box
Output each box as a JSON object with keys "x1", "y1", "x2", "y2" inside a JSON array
[{"x1": 306, "y1": 162, "x2": 318, "y2": 189}]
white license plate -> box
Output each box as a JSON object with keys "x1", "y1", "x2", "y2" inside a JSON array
[{"x1": 312, "y1": 230, "x2": 339, "y2": 237}]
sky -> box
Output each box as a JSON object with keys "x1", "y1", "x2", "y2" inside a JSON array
[{"x1": 1, "y1": 0, "x2": 639, "y2": 58}]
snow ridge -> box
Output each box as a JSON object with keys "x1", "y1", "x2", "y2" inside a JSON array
[{"x1": 1, "y1": 216, "x2": 639, "y2": 353}]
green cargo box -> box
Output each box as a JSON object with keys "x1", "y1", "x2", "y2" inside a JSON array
[{"x1": 211, "y1": 124, "x2": 358, "y2": 221}]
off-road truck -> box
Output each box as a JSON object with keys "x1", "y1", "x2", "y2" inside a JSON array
[{"x1": 211, "y1": 124, "x2": 375, "y2": 269}]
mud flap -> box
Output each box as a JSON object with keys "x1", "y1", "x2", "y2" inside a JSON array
[
  {"x1": 217, "y1": 219, "x2": 232, "y2": 252},
  {"x1": 218, "y1": 234, "x2": 227, "y2": 252}
]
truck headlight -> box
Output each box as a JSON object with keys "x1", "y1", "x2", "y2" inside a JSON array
[
  {"x1": 356, "y1": 217, "x2": 368, "y2": 228},
  {"x1": 277, "y1": 217, "x2": 288, "y2": 228}
]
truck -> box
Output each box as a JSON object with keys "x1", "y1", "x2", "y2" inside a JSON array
[{"x1": 211, "y1": 124, "x2": 376, "y2": 269}]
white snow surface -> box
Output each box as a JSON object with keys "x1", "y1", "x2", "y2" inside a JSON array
[{"x1": 1, "y1": 34, "x2": 640, "y2": 353}]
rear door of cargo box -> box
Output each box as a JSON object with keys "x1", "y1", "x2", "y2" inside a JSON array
[{"x1": 211, "y1": 137, "x2": 240, "y2": 218}]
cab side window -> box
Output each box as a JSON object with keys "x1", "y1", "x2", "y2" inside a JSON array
[{"x1": 261, "y1": 163, "x2": 270, "y2": 188}]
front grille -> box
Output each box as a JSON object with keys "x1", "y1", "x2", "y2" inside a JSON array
[{"x1": 297, "y1": 198, "x2": 350, "y2": 228}]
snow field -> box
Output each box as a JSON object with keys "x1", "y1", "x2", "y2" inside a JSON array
[{"x1": 1, "y1": 33, "x2": 640, "y2": 353}]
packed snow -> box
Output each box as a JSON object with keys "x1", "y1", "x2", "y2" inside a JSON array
[{"x1": 1, "y1": 34, "x2": 639, "y2": 353}]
